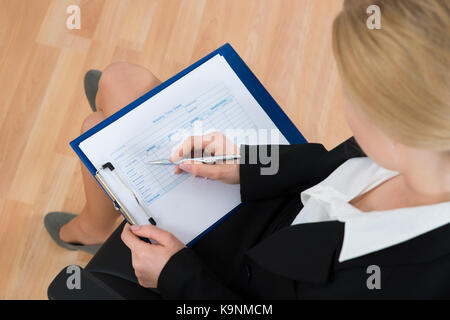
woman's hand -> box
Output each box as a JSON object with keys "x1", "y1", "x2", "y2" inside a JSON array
[
  {"x1": 170, "y1": 131, "x2": 240, "y2": 184},
  {"x1": 121, "y1": 223, "x2": 185, "y2": 288}
]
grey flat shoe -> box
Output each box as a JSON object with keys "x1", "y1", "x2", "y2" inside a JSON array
[
  {"x1": 84, "y1": 70, "x2": 102, "y2": 112},
  {"x1": 44, "y1": 212, "x2": 101, "y2": 255}
]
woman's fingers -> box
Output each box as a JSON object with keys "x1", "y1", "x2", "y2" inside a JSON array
[
  {"x1": 121, "y1": 223, "x2": 149, "y2": 251},
  {"x1": 173, "y1": 164, "x2": 183, "y2": 174},
  {"x1": 170, "y1": 134, "x2": 217, "y2": 174},
  {"x1": 170, "y1": 135, "x2": 215, "y2": 162},
  {"x1": 173, "y1": 143, "x2": 217, "y2": 174},
  {"x1": 179, "y1": 161, "x2": 221, "y2": 180},
  {"x1": 169, "y1": 132, "x2": 237, "y2": 177},
  {"x1": 130, "y1": 224, "x2": 181, "y2": 246}
]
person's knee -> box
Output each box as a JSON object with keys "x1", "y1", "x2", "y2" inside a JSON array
[
  {"x1": 99, "y1": 62, "x2": 159, "y2": 94},
  {"x1": 98, "y1": 62, "x2": 129, "y2": 93},
  {"x1": 81, "y1": 112, "x2": 105, "y2": 133},
  {"x1": 96, "y1": 62, "x2": 160, "y2": 117}
]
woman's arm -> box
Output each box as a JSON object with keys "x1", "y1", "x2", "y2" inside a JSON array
[
  {"x1": 170, "y1": 132, "x2": 240, "y2": 184},
  {"x1": 239, "y1": 143, "x2": 328, "y2": 201},
  {"x1": 239, "y1": 136, "x2": 366, "y2": 201},
  {"x1": 121, "y1": 222, "x2": 242, "y2": 299},
  {"x1": 157, "y1": 247, "x2": 241, "y2": 299}
]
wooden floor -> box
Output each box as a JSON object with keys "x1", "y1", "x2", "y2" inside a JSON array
[{"x1": 0, "y1": 0, "x2": 349, "y2": 299}]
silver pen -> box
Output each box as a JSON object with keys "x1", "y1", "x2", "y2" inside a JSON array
[{"x1": 147, "y1": 154, "x2": 241, "y2": 165}]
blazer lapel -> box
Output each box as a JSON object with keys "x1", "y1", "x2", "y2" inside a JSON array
[{"x1": 246, "y1": 221, "x2": 345, "y2": 284}]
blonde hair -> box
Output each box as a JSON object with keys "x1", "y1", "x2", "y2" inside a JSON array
[{"x1": 332, "y1": 0, "x2": 450, "y2": 151}]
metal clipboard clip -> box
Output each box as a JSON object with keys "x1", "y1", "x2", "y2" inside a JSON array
[{"x1": 95, "y1": 162, "x2": 156, "y2": 226}]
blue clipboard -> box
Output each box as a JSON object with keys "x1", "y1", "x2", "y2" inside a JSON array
[{"x1": 70, "y1": 43, "x2": 307, "y2": 246}]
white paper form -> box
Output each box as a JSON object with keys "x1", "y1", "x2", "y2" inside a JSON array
[{"x1": 80, "y1": 54, "x2": 288, "y2": 244}]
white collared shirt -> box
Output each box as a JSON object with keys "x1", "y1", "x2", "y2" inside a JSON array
[{"x1": 291, "y1": 157, "x2": 450, "y2": 262}]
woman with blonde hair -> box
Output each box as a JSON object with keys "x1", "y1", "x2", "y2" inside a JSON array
[{"x1": 46, "y1": 0, "x2": 450, "y2": 299}]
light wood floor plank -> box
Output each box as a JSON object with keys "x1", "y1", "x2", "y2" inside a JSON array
[
  {"x1": 117, "y1": 0, "x2": 158, "y2": 52},
  {"x1": 7, "y1": 49, "x2": 87, "y2": 204},
  {"x1": 93, "y1": 0, "x2": 132, "y2": 45},
  {"x1": 36, "y1": 0, "x2": 91, "y2": 51},
  {"x1": 163, "y1": 0, "x2": 207, "y2": 73},
  {"x1": 138, "y1": 0, "x2": 184, "y2": 78},
  {"x1": 0, "y1": 0, "x2": 52, "y2": 127},
  {"x1": 0, "y1": 44, "x2": 60, "y2": 197},
  {"x1": 0, "y1": 200, "x2": 35, "y2": 299}
]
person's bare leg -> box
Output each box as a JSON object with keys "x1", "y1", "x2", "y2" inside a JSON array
[{"x1": 60, "y1": 62, "x2": 161, "y2": 245}]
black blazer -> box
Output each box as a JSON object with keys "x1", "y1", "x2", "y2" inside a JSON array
[{"x1": 86, "y1": 137, "x2": 450, "y2": 299}]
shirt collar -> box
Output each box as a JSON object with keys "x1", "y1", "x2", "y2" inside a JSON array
[
  {"x1": 339, "y1": 200, "x2": 450, "y2": 262},
  {"x1": 295, "y1": 157, "x2": 450, "y2": 262}
]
